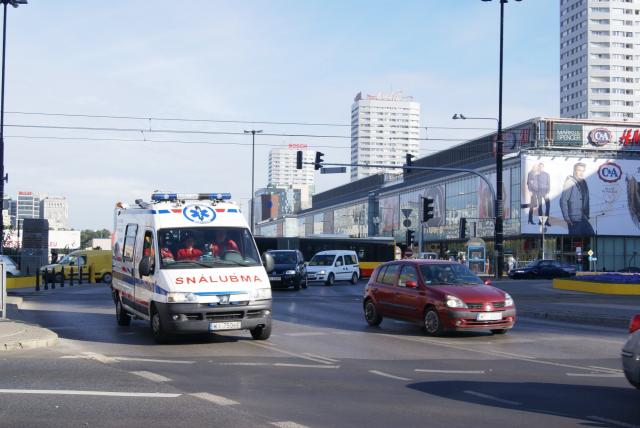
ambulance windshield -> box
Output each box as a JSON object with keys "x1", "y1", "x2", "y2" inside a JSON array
[{"x1": 158, "y1": 227, "x2": 261, "y2": 269}]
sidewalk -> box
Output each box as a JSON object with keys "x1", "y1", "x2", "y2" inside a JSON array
[{"x1": 1, "y1": 296, "x2": 58, "y2": 351}]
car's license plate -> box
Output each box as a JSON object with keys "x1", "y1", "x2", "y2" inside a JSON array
[
  {"x1": 209, "y1": 321, "x2": 242, "y2": 331},
  {"x1": 269, "y1": 276, "x2": 280, "y2": 281},
  {"x1": 476, "y1": 312, "x2": 503, "y2": 321}
]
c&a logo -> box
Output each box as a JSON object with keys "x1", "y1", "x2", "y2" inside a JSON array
[
  {"x1": 588, "y1": 128, "x2": 612, "y2": 146},
  {"x1": 598, "y1": 162, "x2": 622, "y2": 183}
]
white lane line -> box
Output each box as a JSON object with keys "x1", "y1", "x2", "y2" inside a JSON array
[
  {"x1": 220, "y1": 362, "x2": 269, "y2": 366},
  {"x1": 81, "y1": 352, "x2": 118, "y2": 364},
  {"x1": 284, "y1": 332, "x2": 327, "y2": 337},
  {"x1": 246, "y1": 341, "x2": 334, "y2": 365},
  {"x1": 369, "y1": 370, "x2": 412, "y2": 381},
  {"x1": 464, "y1": 390, "x2": 522, "y2": 406},
  {"x1": 116, "y1": 357, "x2": 195, "y2": 365},
  {"x1": 130, "y1": 371, "x2": 172, "y2": 383},
  {"x1": 271, "y1": 422, "x2": 310, "y2": 428},
  {"x1": 415, "y1": 369, "x2": 486, "y2": 374},
  {"x1": 588, "y1": 416, "x2": 640, "y2": 428},
  {"x1": 273, "y1": 363, "x2": 340, "y2": 369},
  {"x1": 304, "y1": 353, "x2": 339, "y2": 363},
  {"x1": 0, "y1": 389, "x2": 180, "y2": 398},
  {"x1": 190, "y1": 392, "x2": 239, "y2": 406},
  {"x1": 588, "y1": 365, "x2": 624, "y2": 373},
  {"x1": 566, "y1": 372, "x2": 624, "y2": 378}
]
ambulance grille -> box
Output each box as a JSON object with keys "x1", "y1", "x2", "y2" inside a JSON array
[{"x1": 204, "y1": 311, "x2": 244, "y2": 321}]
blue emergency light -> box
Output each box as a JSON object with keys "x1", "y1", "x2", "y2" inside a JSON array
[{"x1": 151, "y1": 192, "x2": 232, "y2": 202}]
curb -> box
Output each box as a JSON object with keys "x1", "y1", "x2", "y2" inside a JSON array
[
  {"x1": 519, "y1": 310, "x2": 630, "y2": 329},
  {"x1": 1, "y1": 298, "x2": 59, "y2": 352},
  {"x1": 553, "y1": 278, "x2": 640, "y2": 295}
]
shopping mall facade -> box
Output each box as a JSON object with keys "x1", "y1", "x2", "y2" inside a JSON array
[{"x1": 255, "y1": 117, "x2": 640, "y2": 273}]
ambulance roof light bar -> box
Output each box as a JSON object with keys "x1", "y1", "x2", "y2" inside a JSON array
[{"x1": 151, "y1": 192, "x2": 232, "y2": 202}]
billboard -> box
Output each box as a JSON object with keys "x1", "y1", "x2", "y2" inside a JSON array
[{"x1": 521, "y1": 155, "x2": 640, "y2": 236}]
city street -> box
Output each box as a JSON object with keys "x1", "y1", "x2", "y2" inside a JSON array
[{"x1": 2, "y1": 280, "x2": 639, "y2": 427}]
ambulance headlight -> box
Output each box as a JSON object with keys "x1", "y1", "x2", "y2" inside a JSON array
[
  {"x1": 167, "y1": 292, "x2": 198, "y2": 303},
  {"x1": 250, "y1": 288, "x2": 272, "y2": 301}
]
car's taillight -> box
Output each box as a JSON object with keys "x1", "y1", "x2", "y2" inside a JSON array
[{"x1": 629, "y1": 314, "x2": 640, "y2": 334}]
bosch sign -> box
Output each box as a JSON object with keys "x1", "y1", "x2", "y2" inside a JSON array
[
  {"x1": 588, "y1": 128, "x2": 613, "y2": 146},
  {"x1": 598, "y1": 162, "x2": 622, "y2": 183}
]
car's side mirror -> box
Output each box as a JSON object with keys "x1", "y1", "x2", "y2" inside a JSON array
[
  {"x1": 484, "y1": 279, "x2": 493, "y2": 285},
  {"x1": 139, "y1": 257, "x2": 152, "y2": 277},
  {"x1": 263, "y1": 252, "x2": 275, "y2": 273},
  {"x1": 405, "y1": 280, "x2": 417, "y2": 288}
]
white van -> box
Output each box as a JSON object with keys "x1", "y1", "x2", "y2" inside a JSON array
[
  {"x1": 112, "y1": 192, "x2": 275, "y2": 343},
  {"x1": 0, "y1": 255, "x2": 20, "y2": 276},
  {"x1": 306, "y1": 250, "x2": 360, "y2": 286}
]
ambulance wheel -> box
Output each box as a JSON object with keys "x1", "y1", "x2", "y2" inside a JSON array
[
  {"x1": 325, "y1": 273, "x2": 334, "y2": 286},
  {"x1": 102, "y1": 273, "x2": 112, "y2": 284},
  {"x1": 250, "y1": 322, "x2": 271, "y2": 340},
  {"x1": 150, "y1": 306, "x2": 170, "y2": 344},
  {"x1": 115, "y1": 296, "x2": 131, "y2": 326}
]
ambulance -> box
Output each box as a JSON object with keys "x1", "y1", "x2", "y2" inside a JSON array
[{"x1": 111, "y1": 192, "x2": 275, "y2": 343}]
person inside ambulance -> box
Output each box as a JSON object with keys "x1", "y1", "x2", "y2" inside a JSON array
[
  {"x1": 176, "y1": 237, "x2": 203, "y2": 261},
  {"x1": 210, "y1": 229, "x2": 239, "y2": 257},
  {"x1": 158, "y1": 233, "x2": 175, "y2": 262}
]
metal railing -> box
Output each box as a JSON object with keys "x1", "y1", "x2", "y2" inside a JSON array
[{"x1": 35, "y1": 265, "x2": 95, "y2": 291}]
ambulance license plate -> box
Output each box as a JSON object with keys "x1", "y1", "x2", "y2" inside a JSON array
[
  {"x1": 269, "y1": 276, "x2": 280, "y2": 281},
  {"x1": 476, "y1": 312, "x2": 503, "y2": 321},
  {"x1": 209, "y1": 321, "x2": 241, "y2": 331}
]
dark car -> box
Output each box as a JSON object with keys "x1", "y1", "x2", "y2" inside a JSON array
[
  {"x1": 508, "y1": 259, "x2": 573, "y2": 279},
  {"x1": 363, "y1": 260, "x2": 516, "y2": 336},
  {"x1": 266, "y1": 250, "x2": 307, "y2": 290},
  {"x1": 622, "y1": 314, "x2": 640, "y2": 390}
]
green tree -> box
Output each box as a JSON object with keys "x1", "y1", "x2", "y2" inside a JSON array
[{"x1": 80, "y1": 229, "x2": 111, "y2": 249}]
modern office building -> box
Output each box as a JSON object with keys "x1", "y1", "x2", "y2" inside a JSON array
[
  {"x1": 257, "y1": 118, "x2": 640, "y2": 273},
  {"x1": 560, "y1": 0, "x2": 640, "y2": 120},
  {"x1": 268, "y1": 146, "x2": 315, "y2": 188},
  {"x1": 350, "y1": 92, "x2": 421, "y2": 181},
  {"x1": 16, "y1": 192, "x2": 40, "y2": 227},
  {"x1": 40, "y1": 196, "x2": 69, "y2": 230}
]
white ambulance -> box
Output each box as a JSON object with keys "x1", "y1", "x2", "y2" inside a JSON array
[{"x1": 111, "y1": 192, "x2": 275, "y2": 343}]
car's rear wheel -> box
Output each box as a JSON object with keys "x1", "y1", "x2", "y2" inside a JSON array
[
  {"x1": 350, "y1": 272, "x2": 358, "y2": 285},
  {"x1": 424, "y1": 307, "x2": 443, "y2": 336},
  {"x1": 102, "y1": 273, "x2": 113, "y2": 284},
  {"x1": 115, "y1": 295, "x2": 131, "y2": 326},
  {"x1": 325, "y1": 273, "x2": 334, "y2": 286},
  {"x1": 364, "y1": 299, "x2": 382, "y2": 326},
  {"x1": 491, "y1": 329, "x2": 508, "y2": 335},
  {"x1": 250, "y1": 322, "x2": 271, "y2": 340}
]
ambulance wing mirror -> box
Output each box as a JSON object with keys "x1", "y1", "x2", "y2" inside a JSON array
[
  {"x1": 139, "y1": 257, "x2": 152, "y2": 277},
  {"x1": 262, "y1": 252, "x2": 275, "y2": 274}
]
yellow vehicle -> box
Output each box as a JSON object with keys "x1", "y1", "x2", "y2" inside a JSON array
[{"x1": 42, "y1": 249, "x2": 112, "y2": 283}]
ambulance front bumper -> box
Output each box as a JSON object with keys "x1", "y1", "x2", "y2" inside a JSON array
[{"x1": 155, "y1": 300, "x2": 272, "y2": 334}]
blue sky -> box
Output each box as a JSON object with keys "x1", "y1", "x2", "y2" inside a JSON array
[{"x1": 5, "y1": 0, "x2": 558, "y2": 229}]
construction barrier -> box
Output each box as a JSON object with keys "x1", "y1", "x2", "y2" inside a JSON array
[{"x1": 553, "y1": 278, "x2": 640, "y2": 295}]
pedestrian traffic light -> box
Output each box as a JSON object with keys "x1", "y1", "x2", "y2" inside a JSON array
[
  {"x1": 459, "y1": 217, "x2": 467, "y2": 240},
  {"x1": 296, "y1": 150, "x2": 303, "y2": 169},
  {"x1": 406, "y1": 229, "x2": 415, "y2": 245},
  {"x1": 314, "y1": 152, "x2": 324, "y2": 170},
  {"x1": 422, "y1": 197, "x2": 434, "y2": 222},
  {"x1": 405, "y1": 153, "x2": 415, "y2": 174}
]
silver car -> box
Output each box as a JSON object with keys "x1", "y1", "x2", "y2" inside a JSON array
[{"x1": 622, "y1": 314, "x2": 640, "y2": 389}]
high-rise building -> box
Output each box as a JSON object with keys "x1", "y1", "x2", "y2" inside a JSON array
[
  {"x1": 16, "y1": 192, "x2": 40, "y2": 228},
  {"x1": 268, "y1": 145, "x2": 315, "y2": 188},
  {"x1": 40, "y1": 196, "x2": 69, "y2": 230},
  {"x1": 560, "y1": 0, "x2": 640, "y2": 120},
  {"x1": 350, "y1": 92, "x2": 421, "y2": 181}
]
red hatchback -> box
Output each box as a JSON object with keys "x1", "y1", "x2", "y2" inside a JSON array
[{"x1": 363, "y1": 260, "x2": 516, "y2": 335}]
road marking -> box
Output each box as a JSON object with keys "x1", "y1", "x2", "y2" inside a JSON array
[
  {"x1": 273, "y1": 363, "x2": 340, "y2": 369},
  {"x1": 271, "y1": 422, "x2": 310, "y2": 428},
  {"x1": 588, "y1": 365, "x2": 623, "y2": 373},
  {"x1": 415, "y1": 369, "x2": 486, "y2": 374},
  {"x1": 81, "y1": 352, "x2": 118, "y2": 364},
  {"x1": 304, "y1": 353, "x2": 339, "y2": 363},
  {"x1": 220, "y1": 362, "x2": 269, "y2": 366},
  {"x1": 130, "y1": 371, "x2": 172, "y2": 382},
  {"x1": 0, "y1": 389, "x2": 180, "y2": 398},
  {"x1": 247, "y1": 341, "x2": 335, "y2": 365},
  {"x1": 588, "y1": 416, "x2": 640, "y2": 428},
  {"x1": 464, "y1": 390, "x2": 521, "y2": 406},
  {"x1": 190, "y1": 392, "x2": 239, "y2": 406},
  {"x1": 566, "y1": 372, "x2": 624, "y2": 378},
  {"x1": 283, "y1": 332, "x2": 327, "y2": 337},
  {"x1": 369, "y1": 370, "x2": 412, "y2": 381},
  {"x1": 116, "y1": 357, "x2": 195, "y2": 364}
]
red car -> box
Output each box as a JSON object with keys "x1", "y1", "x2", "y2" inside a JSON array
[{"x1": 363, "y1": 260, "x2": 516, "y2": 335}]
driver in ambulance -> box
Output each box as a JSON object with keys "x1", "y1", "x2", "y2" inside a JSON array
[{"x1": 210, "y1": 229, "x2": 238, "y2": 257}]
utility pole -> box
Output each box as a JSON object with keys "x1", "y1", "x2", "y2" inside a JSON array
[{"x1": 244, "y1": 129, "x2": 262, "y2": 234}]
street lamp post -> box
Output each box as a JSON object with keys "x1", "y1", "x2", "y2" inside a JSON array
[
  {"x1": 244, "y1": 129, "x2": 263, "y2": 234},
  {"x1": 0, "y1": 0, "x2": 26, "y2": 255},
  {"x1": 538, "y1": 215, "x2": 548, "y2": 259},
  {"x1": 594, "y1": 212, "x2": 605, "y2": 271}
]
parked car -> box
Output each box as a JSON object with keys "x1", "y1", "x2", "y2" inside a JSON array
[
  {"x1": 560, "y1": 262, "x2": 577, "y2": 276},
  {"x1": 306, "y1": 250, "x2": 360, "y2": 286},
  {"x1": 0, "y1": 255, "x2": 20, "y2": 276},
  {"x1": 363, "y1": 259, "x2": 516, "y2": 336},
  {"x1": 622, "y1": 313, "x2": 640, "y2": 390},
  {"x1": 508, "y1": 259, "x2": 573, "y2": 279},
  {"x1": 266, "y1": 250, "x2": 307, "y2": 290},
  {"x1": 41, "y1": 249, "x2": 112, "y2": 283}
]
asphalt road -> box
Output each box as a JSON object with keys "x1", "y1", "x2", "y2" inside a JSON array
[{"x1": 2, "y1": 279, "x2": 640, "y2": 428}]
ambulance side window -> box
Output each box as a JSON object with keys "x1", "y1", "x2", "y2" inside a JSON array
[
  {"x1": 123, "y1": 224, "x2": 138, "y2": 262},
  {"x1": 142, "y1": 230, "x2": 155, "y2": 274}
]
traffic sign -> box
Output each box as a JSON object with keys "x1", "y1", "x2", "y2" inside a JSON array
[
  {"x1": 404, "y1": 249, "x2": 413, "y2": 258},
  {"x1": 403, "y1": 219, "x2": 411, "y2": 228},
  {"x1": 587, "y1": 249, "x2": 594, "y2": 257}
]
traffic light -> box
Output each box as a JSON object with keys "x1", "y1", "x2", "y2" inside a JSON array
[
  {"x1": 405, "y1": 229, "x2": 415, "y2": 245},
  {"x1": 296, "y1": 150, "x2": 303, "y2": 169},
  {"x1": 459, "y1": 218, "x2": 467, "y2": 240},
  {"x1": 405, "y1": 153, "x2": 415, "y2": 174},
  {"x1": 314, "y1": 151, "x2": 324, "y2": 170},
  {"x1": 422, "y1": 197, "x2": 434, "y2": 222}
]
